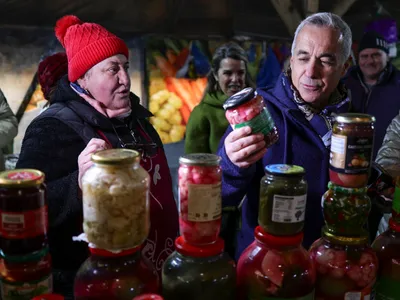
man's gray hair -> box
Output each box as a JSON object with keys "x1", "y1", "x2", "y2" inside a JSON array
[{"x1": 291, "y1": 12, "x2": 352, "y2": 65}]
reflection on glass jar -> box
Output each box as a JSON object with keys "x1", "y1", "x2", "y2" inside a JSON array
[
  {"x1": 81, "y1": 149, "x2": 150, "y2": 251},
  {"x1": 309, "y1": 230, "x2": 378, "y2": 300},
  {"x1": 322, "y1": 182, "x2": 370, "y2": 236},
  {"x1": 259, "y1": 164, "x2": 307, "y2": 236},
  {"x1": 178, "y1": 154, "x2": 222, "y2": 245},
  {"x1": 237, "y1": 227, "x2": 315, "y2": 299}
]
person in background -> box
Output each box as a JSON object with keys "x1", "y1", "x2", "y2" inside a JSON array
[
  {"x1": 218, "y1": 12, "x2": 352, "y2": 259},
  {"x1": 0, "y1": 89, "x2": 18, "y2": 171},
  {"x1": 343, "y1": 31, "x2": 400, "y2": 160},
  {"x1": 184, "y1": 42, "x2": 254, "y2": 154},
  {"x1": 38, "y1": 52, "x2": 68, "y2": 106},
  {"x1": 17, "y1": 15, "x2": 178, "y2": 297}
]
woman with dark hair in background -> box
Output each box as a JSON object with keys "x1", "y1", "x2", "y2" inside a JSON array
[{"x1": 184, "y1": 42, "x2": 254, "y2": 154}]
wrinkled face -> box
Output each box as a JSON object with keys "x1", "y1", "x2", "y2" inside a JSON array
[
  {"x1": 359, "y1": 48, "x2": 388, "y2": 80},
  {"x1": 290, "y1": 25, "x2": 347, "y2": 107},
  {"x1": 215, "y1": 58, "x2": 246, "y2": 96},
  {"x1": 79, "y1": 54, "x2": 131, "y2": 111}
]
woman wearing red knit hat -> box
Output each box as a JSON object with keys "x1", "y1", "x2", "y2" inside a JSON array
[{"x1": 17, "y1": 15, "x2": 178, "y2": 297}]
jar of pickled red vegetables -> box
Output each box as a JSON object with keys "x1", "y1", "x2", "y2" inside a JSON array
[
  {"x1": 322, "y1": 182, "x2": 370, "y2": 236},
  {"x1": 309, "y1": 229, "x2": 378, "y2": 300},
  {"x1": 74, "y1": 246, "x2": 159, "y2": 300},
  {"x1": 223, "y1": 87, "x2": 279, "y2": 147},
  {"x1": 0, "y1": 169, "x2": 48, "y2": 255},
  {"x1": 81, "y1": 149, "x2": 150, "y2": 251},
  {"x1": 237, "y1": 226, "x2": 315, "y2": 299},
  {"x1": 0, "y1": 247, "x2": 53, "y2": 300},
  {"x1": 32, "y1": 294, "x2": 64, "y2": 300},
  {"x1": 372, "y1": 218, "x2": 400, "y2": 300},
  {"x1": 162, "y1": 237, "x2": 236, "y2": 300},
  {"x1": 133, "y1": 294, "x2": 163, "y2": 300},
  {"x1": 178, "y1": 154, "x2": 222, "y2": 245},
  {"x1": 259, "y1": 164, "x2": 307, "y2": 236},
  {"x1": 329, "y1": 113, "x2": 375, "y2": 188}
]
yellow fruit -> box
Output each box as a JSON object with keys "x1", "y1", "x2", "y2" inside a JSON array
[
  {"x1": 149, "y1": 101, "x2": 160, "y2": 114},
  {"x1": 159, "y1": 131, "x2": 171, "y2": 144},
  {"x1": 169, "y1": 112, "x2": 182, "y2": 125},
  {"x1": 151, "y1": 117, "x2": 172, "y2": 131},
  {"x1": 150, "y1": 90, "x2": 170, "y2": 105},
  {"x1": 163, "y1": 103, "x2": 176, "y2": 114},
  {"x1": 168, "y1": 93, "x2": 183, "y2": 109},
  {"x1": 155, "y1": 109, "x2": 172, "y2": 120},
  {"x1": 169, "y1": 125, "x2": 186, "y2": 142}
]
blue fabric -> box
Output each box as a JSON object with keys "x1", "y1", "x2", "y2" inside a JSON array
[
  {"x1": 343, "y1": 63, "x2": 400, "y2": 159},
  {"x1": 256, "y1": 47, "x2": 281, "y2": 88},
  {"x1": 217, "y1": 73, "x2": 351, "y2": 260}
]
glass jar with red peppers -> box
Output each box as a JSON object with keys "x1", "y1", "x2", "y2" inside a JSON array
[
  {"x1": 74, "y1": 246, "x2": 159, "y2": 300},
  {"x1": 322, "y1": 182, "x2": 371, "y2": 236},
  {"x1": 133, "y1": 294, "x2": 163, "y2": 300},
  {"x1": 223, "y1": 87, "x2": 279, "y2": 148},
  {"x1": 0, "y1": 247, "x2": 53, "y2": 300},
  {"x1": 32, "y1": 294, "x2": 64, "y2": 300},
  {"x1": 329, "y1": 113, "x2": 375, "y2": 188},
  {"x1": 309, "y1": 229, "x2": 378, "y2": 300},
  {"x1": 178, "y1": 154, "x2": 222, "y2": 245},
  {"x1": 0, "y1": 169, "x2": 48, "y2": 255},
  {"x1": 236, "y1": 226, "x2": 315, "y2": 300}
]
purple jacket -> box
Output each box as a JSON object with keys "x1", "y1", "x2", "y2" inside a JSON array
[
  {"x1": 218, "y1": 73, "x2": 351, "y2": 260},
  {"x1": 343, "y1": 63, "x2": 400, "y2": 159}
]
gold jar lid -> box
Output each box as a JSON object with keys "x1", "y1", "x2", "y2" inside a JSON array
[
  {"x1": 179, "y1": 153, "x2": 221, "y2": 166},
  {"x1": 91, "y1": 149, "x2": 140, "y2": 165},
  {"x1": 0, "y1": 169, "x2": 45, "y2": 188},
  {"x1": 322, "y1": 227, "x2": 369, "y2": 246},
  {"x1": 334, "y1": 113, "x2": 376, "y2": 124}
]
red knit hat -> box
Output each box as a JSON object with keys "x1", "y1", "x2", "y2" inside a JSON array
[
  {"x1": 55, "y1": 15, "x2": 129, "y2": 82},
  {"x1": 38, "y1": 52, "x2": 68, "y2": 100}
]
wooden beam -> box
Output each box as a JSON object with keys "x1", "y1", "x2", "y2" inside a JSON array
[
  {"x1": 270, "y1": 0, "x2": 302, "y2": 36},
  {"x1": 304, "y1": 0, "x2": 319, "y2": 16},
  {"x1": 332, "y1": 0, "x2": 357, "y2": 17}
]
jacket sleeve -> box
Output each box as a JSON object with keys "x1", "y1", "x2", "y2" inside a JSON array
[
  {"x1": 16, "y1": 117, "x2": 86, "y2": 229},
  {"x1": 376, "y1": 111, "x2": 400, "y2": 168},
  {"x1": 0, "y1": 90, "x2": 18, "y2": 149},
  {"x1": 184, "y1": 105, "x2": 211, "y2": 154}
]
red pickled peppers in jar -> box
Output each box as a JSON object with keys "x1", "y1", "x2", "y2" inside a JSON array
[
  {"x1": 133, "y1": 294, "x2": 164, "y2": 300},
  {"x1": 178, "y1": 154, "x2": 222, "y2": 245},
  {"x1": 223, "y1": 87, "x2": 279, "y2": 148},
  {"x1": 0, "y1": 169, "x2": 48, "y2": 255}
]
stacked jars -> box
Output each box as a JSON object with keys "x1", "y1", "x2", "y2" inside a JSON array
[
  {"x1": 237, "y1": 164, "x2": 316, "y2": 299},
  {"x1": 309, "y1": 113, "x2": 378, "y2": 299},
  {"x1": 75, "y1": 149, "x2": 159, "y2": 299},
  {"x1": 0, "y1": 169, "x2": 53, "y2": 299},
  {"x1": 371, "y1": 176, "x2": 400, "y2": 300},
  {"x1": 162, "y1": 154, "x2": 236, "y2": 299}
]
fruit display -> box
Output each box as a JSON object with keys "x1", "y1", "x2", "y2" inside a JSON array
[{"x1": 178, "y1": 154, "x2": 222, "y2": 245}]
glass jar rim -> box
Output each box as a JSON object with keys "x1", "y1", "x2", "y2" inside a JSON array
[
  {"x1": 0, "y1": 247, "x2": 49, "y2": 263},
  {"x1": 175, "y1": 236, "x2": 224, "y2": 257},
  {"x1": 322, "y1": 227, "x2": 369, "y2": 245},
  {"x1": 255, "y1": 226, "x2": 304, "y2": 247},
  {"x1": 327, "y1": 182, "x2": 368, "y2": 195},
  {"x1": 334, "y1": 113, "x2": 375, "y2": 124},
  {"x1": 91, "y1": 149, "x2": 140, "y2": 165},
  {"x1": 179, "y1": 153, "x2": 221, "y2": 166},
  {"x1": 264, "y1": 164, "x2": 305, "y2": 177}
]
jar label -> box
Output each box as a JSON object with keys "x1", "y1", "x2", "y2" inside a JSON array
[
  {"x1": 248, "y1": 290, "x2": 314, "y2": 299},
  {"x1": 344, "y1": 287, "x2": 372, "y2": 300},
  {"x1": 374, "y1": 276, "x2": 400, "y2": 299},
  {"x1": 1, "y1": 274, "x2": 52, "y2": 300},
  {"x1": 272, "y1": 194, "x2": 306, "y2": 223},
  {"x1": 233, "y1": 108, "x2": 275, "y2": 135},
  {"x1": 0, "y1": 206, "x2": 48, "y2": 239},
  {"x1": 187, "y1": 183, "x2": 221, "y2": 221},
  {"x1": 330, "y1": 134, "x2": 373, "y2": 174}
]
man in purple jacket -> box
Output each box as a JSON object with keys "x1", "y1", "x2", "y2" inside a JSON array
[
  {"x1": 218, "y1": 12, "x2": 352, "y2": 260},
  {"x1": 344, "y1": 31, "x2": 400, "y2": 160}
]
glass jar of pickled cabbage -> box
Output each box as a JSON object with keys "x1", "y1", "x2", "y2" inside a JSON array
[
  {"x1": 223, "y1": 87, "x2": 279, "y2": 148},
  {"x1": 237, "y1": 226, "x2": 315, "y2": 299},
  {"x1": 81, "y1": 149, "x2": 150, "y2": 251},
  {"x1": 259, "y1": 164, "x2": 307, "y2": 236},
  {"x1": 309, "y1": 229, "x2": 378, "y2": 300},
  {"x1": 178, "y1": 154, "x2": 222, "y2": 245},
  {"x1": 162, "y1": 237, "x2": 236, "y2": 300},
  {"x1": 322, "y1": 182, "x2": 371, "y2": 237},
  {"x1": 74, "y1": 247, "x2": 159, "y2": 300}
]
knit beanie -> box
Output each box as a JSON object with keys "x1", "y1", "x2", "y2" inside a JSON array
[
  {"x1": 55, "y1": 15, "x2": 129, "y2": 82},
  {"x1": 358, "y1": 31, "x2": 389, "y2": 54},
  {"x1": 38, "y1": 52, "x2": 68, "y2": 100}
]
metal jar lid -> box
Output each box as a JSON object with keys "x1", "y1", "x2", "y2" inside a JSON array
[
  {"x1": 222, "y1": 87, "x2": 255, "y2": 110},
  {"x1": 179, "y1": 153, "x2": 221, "y2": 166},
  {"x1": 91, "y1": 149, "x2": 140, "y2": 165},
  {"x1": 265, "y1": 164, "x2": 305, "y2": 177},
  {"x1": 0, "y1": 169, "x2": 45, "y2": 188},
  {"x1": 334, "y1": 113, "x2": 376, "y2": 124}
]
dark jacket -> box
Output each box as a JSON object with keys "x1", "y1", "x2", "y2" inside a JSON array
[
  {"x1": 217, "y1": 73, "x2": 351, "y2": 260},
  {"x1": 17, "y1": 76, "x2": 178, "y2": 295},
  {"x1": 343, "y1": 63, "x2": 400, "y2": 159}
]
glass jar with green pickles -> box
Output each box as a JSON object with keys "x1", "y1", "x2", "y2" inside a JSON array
[
  {"x1": 259, "y1": 164, "x2": 307, "y2": 236},
  {"x1": 322, "y1": 182, "x2": 371, "y2": 236}
]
